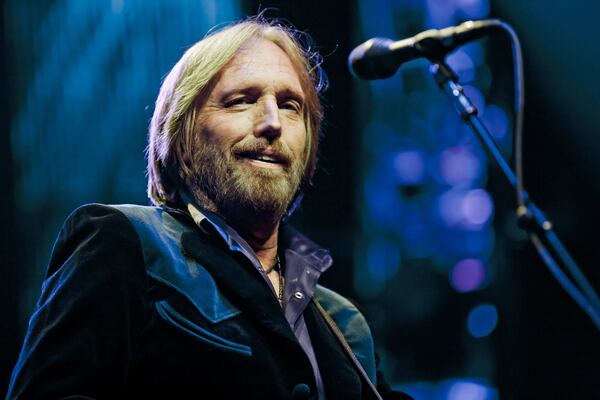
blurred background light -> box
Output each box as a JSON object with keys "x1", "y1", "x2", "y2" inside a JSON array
[
  {"x1": 481, "y1": 104, "x2": 510, "y2": 141},
  {"x1": 394, "y1": 149, "x2": 427, "y2": 184},
  {"x1": 396, "y1": 378, "x2": 497, "y2": 400},
  {"x1": 446, "y1": 379, "x2": 496, "y2": 400},
  {"x1": 462, "y1": 188, "x2": 494, "y2": 228},
  {"x1": 447, "y1": 49, "x2": 476, "y2": 82},
  {"x1": 467, "y1": 304, "x2": 498, "y2": 337},
  {"x1": 455, "y1": 0, "x2": 491, "y2": 20},
  {"x1": 463, "y1": 85, "x2": 486, "y2": 115},
  {"x1": 439, "y1": 146, "x2": 482, "y2": 187},
  {"x1": 450, "y1": 258, "x2": 487, "y2": 292}
]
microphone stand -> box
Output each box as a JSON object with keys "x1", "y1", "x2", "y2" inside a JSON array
[{"x1": 430, "y1": 60, "x2": 600, "y2": 329}]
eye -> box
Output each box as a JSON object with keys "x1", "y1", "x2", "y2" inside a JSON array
[
  {"x1": 280, "y1": 100, "x2": 302, "y2": 113},
  {"x1": 224, "y1": 96, "x2": 253, "y2": 108}
]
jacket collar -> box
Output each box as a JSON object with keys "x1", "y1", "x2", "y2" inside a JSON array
[
  {"x1": 178, "y1": 200, "x2": 333, "y2": 343},
  {"x1": 185, "y1": 199, "x2": 333, "y2": 274},
  {"x1": 180, "y1": 229, "x2": 301, "y2": 346}
]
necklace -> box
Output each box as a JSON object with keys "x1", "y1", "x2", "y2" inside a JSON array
[
  {"x1": 265, "y1": 255, "x2": 284, "y2": 305},
  {"x1": 264, "y1": 255, "x2": 279, "y2": 274}
]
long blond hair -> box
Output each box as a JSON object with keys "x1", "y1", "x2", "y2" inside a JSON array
[{"x1": 146, "y1": 15, "x2": 327, "y2": 206}]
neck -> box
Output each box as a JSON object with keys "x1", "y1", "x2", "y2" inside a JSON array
[
  {"x1": 191, "y1": 189, "x2": 283, "y2": 268},
  {"x1": 236, "y1": 220, "x2": 280, "y2": 269}
]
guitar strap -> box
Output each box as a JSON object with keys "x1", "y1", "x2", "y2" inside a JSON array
[{"x1": 312, "y1": 298, "x2": 383, "y2": 400}]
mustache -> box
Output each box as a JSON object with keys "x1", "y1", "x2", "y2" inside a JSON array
[{"x1": 230, "y1": 139, "x2": 293, "y2": 166}]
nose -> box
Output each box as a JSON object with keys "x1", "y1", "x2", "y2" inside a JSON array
[{"x1": 254, "y1": 97, "x2": 281, "y2": 140}]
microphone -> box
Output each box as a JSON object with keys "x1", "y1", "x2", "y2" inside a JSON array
[{"x1": 348, "y1": 19, "x2": 502, "y2": 80}]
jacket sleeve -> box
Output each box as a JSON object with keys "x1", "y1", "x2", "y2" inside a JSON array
[{"x1": 7, "y1": 204, "x2": 149, "y2": 399}]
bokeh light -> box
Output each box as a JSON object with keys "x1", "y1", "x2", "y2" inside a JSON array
[
  {"x1": 450, "y1": 258, "x2": 486, "y2": 293},
  {"x1": 394, "y1": 149, "x2": 426, "y2": 184},
  {"x1": 447, "y1": 49, "x2": 476, "y2": 82},
  {"x1": 446, "y1": 379, "x2": 496, "y2": 400},
  {"x1": 481, "y1": 104, "x2": 510, "y2": 141},
  {"x1": 467, "y1": 304, "x2": 498, "y2": 337},
  {"x1": 439, "y1": 146, "x2": 482, "y2": 187},
  {"x1": 462, "y1": 189, "x2": 494, "y2": 228}
]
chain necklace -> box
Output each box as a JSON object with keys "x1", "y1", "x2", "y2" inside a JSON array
[{"x1": 265, "y1": 255, "x2": 284, "y2": 305}]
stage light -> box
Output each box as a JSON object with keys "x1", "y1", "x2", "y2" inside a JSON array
[
  {"x1": 394, "y1": 149, "x2": 426, "y2": 184},
  {"x1": 447, "y1": 49, "x2": 476, "y2": 82},
  {"x1": 462, "y1": 189, "x2": 493, "y2": 228},
  {"x1": 467, "y1": 304, "x2": 498, "y2": 337},
  {"x1": 450, "y1": 258, "x2": 486, "y2": 293},
  {"x1": 446, "y1": 379, "x2": 495, "y2": 400},
  {"x1": 439, "y1": 146, "x2": 482, "y2": 187}
]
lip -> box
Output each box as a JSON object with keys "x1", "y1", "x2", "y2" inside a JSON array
[{"x1": 235, "y1": 150, "x2": 288, "y2": 167}]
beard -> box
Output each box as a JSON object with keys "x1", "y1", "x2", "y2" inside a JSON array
[{"x1": 187, "y1": 136, "x2": 305, "y2": 227}]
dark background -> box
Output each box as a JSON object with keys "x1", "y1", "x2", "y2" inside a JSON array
[{"x1": 2, "y1": 0, "x2": 599, "y2": 398}]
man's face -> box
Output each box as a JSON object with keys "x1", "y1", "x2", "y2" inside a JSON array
[{"x1": 189, "y1": 38, "x2": 308, "y2": 224}]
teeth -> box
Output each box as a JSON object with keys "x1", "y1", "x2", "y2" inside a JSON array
[{"x1": 256, "y1": 155, "x2": 277, "y2": 162}]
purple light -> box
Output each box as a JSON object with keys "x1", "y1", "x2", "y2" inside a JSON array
[
  {"x1": 393, "y1": 150, "x2": 426, "y2": 184},
  {"x1": 482, "y1": 105, "x2": 509, "y2": 140},
  {"x1": 439, "y1": 146, "x2": 481, "y2": 187},
  {"x1": 450, "y1": 258, "x2": 486, "y2": 293},
  {"x1": 462, "y1": 189, "x2": 493, "y2": 227}
]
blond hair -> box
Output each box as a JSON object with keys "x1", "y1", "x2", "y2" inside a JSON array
[{"x1": 146, "y1": 16, "x2": 327, "y2": 206}]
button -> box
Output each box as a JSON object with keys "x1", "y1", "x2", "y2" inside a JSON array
[
  {"x1": 294, "y1": 291, "x2": 305, "y2": 300},
  {"x1": 291, "y1": 383, "x2": 311, "y2": 400}
]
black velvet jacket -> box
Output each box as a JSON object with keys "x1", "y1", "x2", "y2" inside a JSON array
[{"x1": 7, "y1": 204, "x2": 408, "y2": 400}]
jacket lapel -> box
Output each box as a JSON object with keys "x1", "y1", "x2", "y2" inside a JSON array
[{"x1": 180, "y1": 230, "x2": 301, "y2": 348}]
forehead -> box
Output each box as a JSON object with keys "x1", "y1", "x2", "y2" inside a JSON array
[{"x1": 213, "y1": 38, "x2": 305, "y2": 97}]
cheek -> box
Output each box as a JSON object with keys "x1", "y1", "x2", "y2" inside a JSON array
[
  {"x1": 203, "y1": 115, "x2": 251, "y2": 146},
  {"x1": 285, "y1": 129, "x2": 306, "y2": 160}
]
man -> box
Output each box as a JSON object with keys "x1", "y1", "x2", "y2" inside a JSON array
[{"x1": 8, "y1": 17, "x2": 410, "y2": 400}]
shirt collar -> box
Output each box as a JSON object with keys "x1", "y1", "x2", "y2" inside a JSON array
[{"x1": 182, "y1": 193, "x2": 332, "y2": 273}]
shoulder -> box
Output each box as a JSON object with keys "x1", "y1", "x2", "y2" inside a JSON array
[
  {"x1": 49, "y1": 203, "x2": 192, "y2": 276},
  {"x1": 314, "y1": 285, "x2": 373, "y2": 342},
  {"x1": 60, "y1": 203, "x2": 193, "y2": 245},
  {"x1": 314, "y1": 285, "x2": 376, "y2": 383},
  {"x1": 46, "y1": 204, "x2": 157, "y2": 280}
]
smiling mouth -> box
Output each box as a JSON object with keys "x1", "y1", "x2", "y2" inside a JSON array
[{"x1": 236, "y1": 151, "x2": 287, "y2": 167}]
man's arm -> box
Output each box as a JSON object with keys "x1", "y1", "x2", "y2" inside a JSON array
[{"x1": 7, "y1": 204, "x2": 149, "y2": 399}]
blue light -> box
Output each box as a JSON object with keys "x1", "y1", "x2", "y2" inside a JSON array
[
  {"x1": 438, "y1": 189, "x2": 464, "y2": 226},
  {"x1": 463, "y1": 85, "x2": 486, "y2": 115},
  {"x1": 462, "y1": 189, "x2": 493, "y2": 228},
  {"x1": 481, "y1": 104, "x2": 510, "y2": 141},
  {"x1": 394, "y1": 378, "x2": 497, "y2": 400},
  {"x1": 393, "y1": 149, "x2": 426, "y2": 184},
  {"x1": 439, "y1": 146, "x2": 482, "y2": 187},
  {"x1": 447, "y1": 379, "x2": 496, "y2": 400},
  {"x1": 425, "y1": 0, "x2": 456, "y2": 28},
  {"x1": 467, "y1": 304, "x2": 498, "y2": 338},
  {"x1": 455, "y1": 0, "x2": 490, "y2": 20},
  {"x1": 447, "y1": 49, "x2": 475, "y2": 82}
]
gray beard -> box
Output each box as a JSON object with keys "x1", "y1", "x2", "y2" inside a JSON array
[{"x1": 187, "y1": 137, "x2": 304, "y2": 227}]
